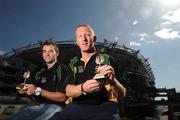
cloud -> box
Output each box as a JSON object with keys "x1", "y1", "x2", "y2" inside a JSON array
[
  {"x1": 159, "y1": 21, "x2": 172, "y2": 27},
  {"x1": 132, "y1": 20, "x2": 138, "y2": 26},
  {"x1": 130, "y1": 41, "x2": 142, "y2": 46},
  {"x1": 129, "y1": 33, "x2": 155, "y2": 46},
  {"x1": 158, "y1": 0, "x2": 180, "y2": 8},
  {"x1": 162, "y1": 9, "x2": 180, "y2": 23},
  {"x1": 138, "y1": 33, "x2": 149, "y2": 41},
  {"x1": 155, "y1": 21, "x2": 172, "y2": 30},
  {"x1": 154, "y1": 9, "x2": 180, "y2": 40},
  {"x1": 155, "y1": 28, "x2": 180, "y2": 40}
]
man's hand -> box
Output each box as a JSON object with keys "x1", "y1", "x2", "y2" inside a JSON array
[
  {"x1": 16, "y1": 83, "x2": 26, "y2": 94},
  {"x1": 97, "y1": 65, "x2": 115, "y2": 81},
  {"x1": 82, "y1": 79, "x2": 100, "y2": 93},
  {"x1": 97, "y1": 65, "x2": 126, "y2": 99},
  {"x1": 23, "y1": 84, "x2": 37, "y2": 96}
]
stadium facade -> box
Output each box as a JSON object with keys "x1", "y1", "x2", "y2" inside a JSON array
[{"x1": 0, "y1": 40, "x2": 179, "y2": 120}]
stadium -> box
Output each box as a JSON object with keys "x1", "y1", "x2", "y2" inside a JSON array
[{"x1": 0, "y1": 39, "x2": 179, "y2": 120}]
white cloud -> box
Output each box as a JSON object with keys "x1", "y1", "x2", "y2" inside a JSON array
[
  {"x1": 155, "y1": 21, "x2": 172, "y2": 30},
  {"x1": 138, "y1": 33, "x2": 149, "y2": 41},
  {"x1": 162, "y1": 9, "x2": 180, "y2": 23},
  {"x1": 132, "y1": 20, "x2": 138, "y2": 26},
  {"x1": 155, "y1": 28, "x2": 180, "y2": 40},
  {"x1": 157, "y1": 0, "x2": 180, "y2": 7},
  {"x1": 160, "y1": 21, "x2": 172, "y2": 27},
  {"x1": 130, "y1": 41, "x2": 141, "y2": 46}
]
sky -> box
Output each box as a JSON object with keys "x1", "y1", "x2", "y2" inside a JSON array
[{"x1": 0, "y1": 0, "x2": 180, "y2": 91}]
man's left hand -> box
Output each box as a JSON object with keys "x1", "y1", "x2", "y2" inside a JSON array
[{"x1": 97, "y1": 65, "x2": 115, "y2": 81}]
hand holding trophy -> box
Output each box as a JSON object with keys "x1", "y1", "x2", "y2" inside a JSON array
[
  {"x1": 93, "y1": 54, "x2": 106, "y2": 87},
  {"x1": 16, "y1": 70, "x2": 30, "y2": 94}
]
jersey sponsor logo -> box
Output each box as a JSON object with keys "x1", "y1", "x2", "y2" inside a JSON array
[
  {"x1": 41, "y1": 77, "x2": 46, "y2": 83},
  {"x1": 77, "y1": 65, "x2": 84, "y2": 73}
]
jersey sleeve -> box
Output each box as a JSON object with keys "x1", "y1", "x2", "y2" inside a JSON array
[
  {"x1": 56, "y1": 64, "x2": 74, "y2": 93},
  {"x1": 109, "y1": 55, "x2": 118, "y2": 78}
]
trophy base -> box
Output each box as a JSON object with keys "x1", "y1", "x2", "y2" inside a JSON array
[
  {"x1": 93, "y1": 73, "x2": 105, "y2": 80},
  {"x1": 93, "y1": 73, "x2": 106, "y2": 88}
]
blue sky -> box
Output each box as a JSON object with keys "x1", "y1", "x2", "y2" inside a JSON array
[{"x1": 0, "y1": 0, "x2": 180, "y2": 91}]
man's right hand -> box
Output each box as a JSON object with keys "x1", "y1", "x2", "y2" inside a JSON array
[
  {"x1": 82, "y1": 79, "x2": 100, "y2": 93},
  {"x1": 16, "y1": 83, "x2": 28, "y2": 94}
]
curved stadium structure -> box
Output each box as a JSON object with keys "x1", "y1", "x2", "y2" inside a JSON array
[{"x1": 2, "y1": 39, "x2": 178, "y2": 119}]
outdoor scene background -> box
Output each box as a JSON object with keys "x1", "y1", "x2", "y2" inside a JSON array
[{"x1": 0, "y1": 0, "x2": 180, "y2": 91}]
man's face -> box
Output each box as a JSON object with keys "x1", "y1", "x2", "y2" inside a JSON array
[
  {"x1": 42, "y1": 45, "x2": 58, "y2": 64},
  {"x1": 76, "y1": 26, "x2": 95, "y2": 52}
]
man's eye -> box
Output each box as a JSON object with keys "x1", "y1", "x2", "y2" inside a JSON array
[
  {"x1": 86, "y1": 34, "x2": 91, "y2": 36},
  {"x1": 78, "y1": 35, "x2": 82, "y2": 38},
  {"x1": 49, "y1": 50, "x2": 54, "y2": 53}
]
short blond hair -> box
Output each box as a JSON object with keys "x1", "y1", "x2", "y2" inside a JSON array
[{"x1": 75, "y1": 24, "x2": 95, "y2": 36}]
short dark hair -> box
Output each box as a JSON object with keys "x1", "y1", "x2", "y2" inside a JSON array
[{"x1": 42, "y1": 39, "x2": 59, "y2": 55}]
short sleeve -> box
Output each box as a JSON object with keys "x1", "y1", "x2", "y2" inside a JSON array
[{"x1": 56, "y1": 64, "x2": 73, "y2": 93}]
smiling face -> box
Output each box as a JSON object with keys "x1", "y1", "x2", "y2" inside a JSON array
[
  {"x1": 75, "y1": 25, "x2": 96, "y2": 53},
  {"x1": 42, "y1": 44, "x2": 58, "y2": 64}
]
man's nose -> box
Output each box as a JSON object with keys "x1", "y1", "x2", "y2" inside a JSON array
[
  {"x1": 45, "y1": 51, "x2": 50, "y2": 55},
  {"x1": 82, "y1": 35, "x2": 87, "y2": 41}
]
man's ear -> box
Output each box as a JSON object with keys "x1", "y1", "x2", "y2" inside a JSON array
[
  {"x1": 56, "y1": 52, "x2": 59, "y2": 57},
  {"x1": 57, "y1": 54, "x2": 59, "y2": 57},
  {"x1": 76, "y1": 40, "x2": 79, "y2": 46},
  {"x1": 93, "y1": 36, "x2": 96, "y2": 42}
]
